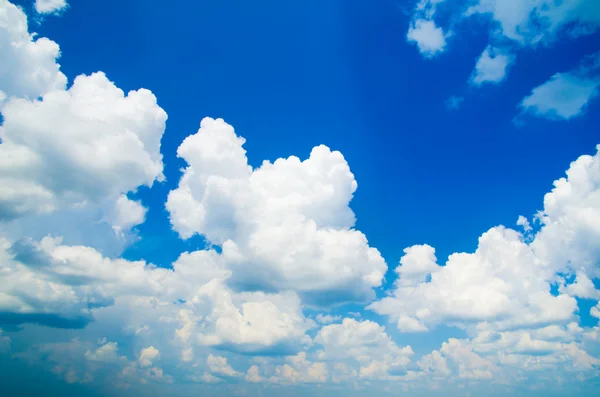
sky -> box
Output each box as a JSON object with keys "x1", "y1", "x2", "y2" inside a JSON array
[{"x1": 0, "y1": 0, "x2": 600, "y2": 396}]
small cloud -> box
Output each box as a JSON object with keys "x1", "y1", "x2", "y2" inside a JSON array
[
  {"x1": 35, "y1": 0, "x2": 68, "y2": 14},
  {"x1": 445, "y1": 95, "x2": 464, "y2": 110},
  {"x1": 470, "y1": 46, "x2": 514, "y2": 86},
  {"x1": 407, "y1": 19, "x2": 448, "y2": 58}
]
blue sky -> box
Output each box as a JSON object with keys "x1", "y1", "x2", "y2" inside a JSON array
[{"x1": 1, "y1": 0, "x2": 600, "y2": 396}]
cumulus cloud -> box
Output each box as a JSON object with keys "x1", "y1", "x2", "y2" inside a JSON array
[
  {"x1": 406, "y1": 19, "x2": 447, "y2": 58},
  {"x1": 138, "y1": 346, "x2": 160, "y2": 368},
  {"x1": 371, "y1": 145, "x2": 600, "y2": 334},
  {"x1": 0, "y1": 72, "x2": 166, "y2": 221},
  {"x1": 2, "y1": 0, "x2": 600, "y2": 394},
  {"x1": 315, "y1": 318, "x2": 413, "y2": 380},
  {"x1": 35, "y1": 0, "x2": 68, "y2": 14},
  {"x1": 470, "y1": 46, "x2": 513, "y2": 85},
  {"x1": 166, "y1": 117, "x2": 387, "y2": 306},
  {"x1": 0, "y1": 0, "x2": 67, "y2": 105}
]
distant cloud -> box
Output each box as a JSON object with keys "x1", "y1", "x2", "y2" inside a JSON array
[
  {"x1": 470, "y1": 46, "x2": 514, "y2": 86},
  {"x1": 35, "y1": 0, "x2": 68, "y2": 14},
  {"x1": 445, "y1": 95, "x2": 463, "y2": 110},
  {"x1": 519, "y1": 55, "x2": 600, "y2": 120},
  {"x1": 407, "y1": 19, "x2": 447, "y2": 58}
]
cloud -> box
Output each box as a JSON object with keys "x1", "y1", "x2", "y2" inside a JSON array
[
  {"x1": 138, "y1": 346, "x2": 160, "y2": 368},
  {"x1": 0, "y1": 0, "x2": 67, "y2": 106},
  {"x1": 470, "y1": 46, "x2": 514, "y2": 85},
  {"x1": 206, "y1": 354, "x2": 241, "y2": 378},
  {"x1": 371, "y1": 145, "x2": 600, "y2": 334},
  {"x1": 406, "y1": 19, "x2": 447, "y2": 58},
  {"x1": 315, "y1": 318, "x2": 413, "y2": 380},
  {"x1": 445, "y1": 95, "x2": 464, "y2": 110},
  {"x1": 166, "y1": 117, "x2": 387, "y2": 306},
  {"x1": 519, "y1": 71, "x2": 600, "y2": 120},
  {"x1": 0, "y1": 72, "x2": 166, "y2": 223},
  {"x1": 35, "y1": 0, "x2": 68, "y2": 14},
  {"x1": 464, "y1": 0, "x2": 600, "y2": 46},
  {"x1": 315, "y1": 314, "x2": 342, "y2": 324}
]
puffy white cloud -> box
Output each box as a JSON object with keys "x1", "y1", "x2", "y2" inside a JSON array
[
  {"x1": 138, "y1": 346, "x2": 160, "y2": 368},
  {"x1": 371, "y1": 145, "x2": 600, "y2": 336},
  {"x1": 167, "y1": 117, "x2": 386, "y2": 305},
  {"x1": 470, "y1": 46, "x2": 513, "y2": 85},
  {"x1": 0, "y1": 0, "x2": 67, "y2": 105},
  {"x1": 184, "y1": 280, "x2": 312, "y2": 354},
  {"x1": 406, "y1": 19, "x2": 447, "y2": 58},
  {"x1": 370, "y1": 227, "x2": 578, "y2": 333},
  {"x1": 0, "y1": 72, "x2": 166, "y2": 223},
  {"x1": 315, "y1": 318, "x2": 413, "y2": 380},
  {"x1": 85, "y1": 341, "x2": 124, "y2": 364},
  {"x1": 107, "y1": 195, "x2": 148, "y2": 236},
  {"x1": 519, "y1": 71, "x2": 599, "y2": 120},
  {"x1": 35, "y1": 0, "x2": 68, "y2": 14},
  {"x1": 245, "y1": 365, "x2": 265, "y2": 383},
  {"x1": 420, "y1": 338, "x2": 498, "y2": 380},
  {"x1": 265, "y1": 352, "x2": 328, "y2": 385},
  {"x1": 206, "y1": 354, "x2": 241, "y2": 378},
  {"x1": 530, "y1": 144, "x2": 600, "y2": 276}
]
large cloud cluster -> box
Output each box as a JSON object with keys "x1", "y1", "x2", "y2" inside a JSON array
[
  {"x1": 166, "y1": 117, "x2": 387, "y2": 305},
  {"x1": 0, "y1": 0, "x2": 599, "y2": 395}
]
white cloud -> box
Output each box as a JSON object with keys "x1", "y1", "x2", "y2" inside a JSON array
[
  {"x1": 85, "y1": 341, "x2": 124, "y2": 364},
  {"x1": 167, "y1": 117, "x2": 386, "y2": 306},
  {"x1": 470, "y1": 46, "x2": 513, "y2": 85},
  {"x1": 315, "y1": 314, "x2": 342, "y2": 324},
  {"x1": 0, "y1": 0, "x2": 67, "y2": 105},
  {"x1": 371, "y1": 145, "x2": 600, "y2": 336},
  {"x1": 0, "y1": 72, "x2": 166, "y2": 223},
  {"x1": 315, "y1": 318, "x2": 413, "y2": 380},
  {"x1": 420, "y1": 338, "x2": 498, "y2": 380},
  {"x1": 370, "y1": 228, "x2": 578, "y2": 333},
  {"x1": 138, "y1": 346, "x2": 160, "y2": 368},
  {"x1": 465, "y1": 0, "x2": 600, "y2": 46},
  {"x1": 107, "y1": 195, "x2": 148, "y2": 236},
  {"x1": 35, "y1": 0, "x2": 67, "y2": 14},
  {"x1": 406, "y1": 19, "x2": 447, "y2": 58},
  {"x1": 206, "y1": 354, "x2": 241, "y2": 378},
  {"x1": 519, "y1": 72, "x2": 599, "y2": 120},
  {"x1": 187, "y1": 280, "x2": 312, "y2": 354}
]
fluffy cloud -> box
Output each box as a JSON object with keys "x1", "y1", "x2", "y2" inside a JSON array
[
  {"x1": 138, "y1": 346, "x2": 160, "y2": 368},
  {"x1": 35, "y1": 0, "x2": 68, "y2": 14},
  {"x1": 470, "y1": 46, "x2": 513, "y2": 85},
  {"x1": 0, "y1": 0, "x2": 67, "y2": 105},
  {"x1": 406, "y1": 19, "x2": 447, "y2": 58},
  {"x1": 408, "y1": 0, "x2": 600, "y2": 96},
  {"x1": 167, "y1": 117, "x2": 387, "y2": 305},
  {"x1": 206, "y1": 354, "x2": 241, "y2": 378},
  {"x1": 315, "y1": 318, "x2": 413, "y2": 380},
  {"x1": 371, "y1": 145, "x2": 600, "y2": 334},
  {"x1": 0, "y1": 72, "x2": 166, "y2": 222}
]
